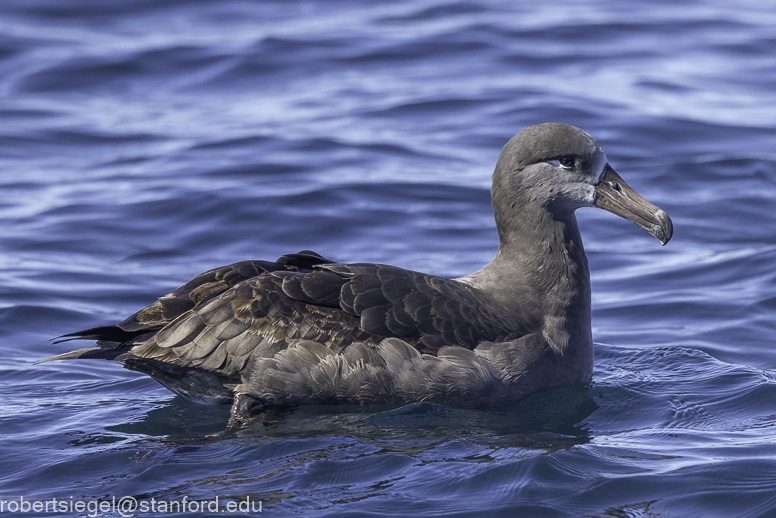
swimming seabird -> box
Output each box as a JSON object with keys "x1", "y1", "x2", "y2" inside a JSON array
[{"x1": 43, "y1": 123, "x2": 672, "y2": 417}]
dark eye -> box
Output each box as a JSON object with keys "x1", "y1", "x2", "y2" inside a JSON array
[{"x1": 558, "y1": 156, "x2": 574, "y2": 169}]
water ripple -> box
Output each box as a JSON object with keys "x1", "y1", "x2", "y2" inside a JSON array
[{"x1": 2, "y1": 0, "x2": 776, "y2": 516}]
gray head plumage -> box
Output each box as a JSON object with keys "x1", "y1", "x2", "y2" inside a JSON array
[{"x1": 492, "y1": 122, "x2": 672, "y2": 244}]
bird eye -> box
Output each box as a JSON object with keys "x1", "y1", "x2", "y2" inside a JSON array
[{"x1": 558, "y1": 156, "x2": 574, "y2": 169}]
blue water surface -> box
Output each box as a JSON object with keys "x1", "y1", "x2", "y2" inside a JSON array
[{"x1": 1, "y1": 0, "x2": 776, "y2": 516}]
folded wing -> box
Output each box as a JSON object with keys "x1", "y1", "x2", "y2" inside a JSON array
[{"x1": 46, "y1": 250, "x2": 533, "y2": 402}]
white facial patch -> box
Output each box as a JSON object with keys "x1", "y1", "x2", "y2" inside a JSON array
[
  {"x1": 544, "y1": 152, "x2": 608, "y2": 207},
  {"x1": 591, "y1": 153, "x2": 608, "y2": 183},
  {"x1": 583, "y1": 153, "x2": 608, "y2": 206},
  {"x1": 582, "y1": 185, "x2": 596, "y2": 206}
]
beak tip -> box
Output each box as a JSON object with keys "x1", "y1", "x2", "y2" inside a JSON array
[{"x1": 653, "y1": 210, "x2": 673, "y2": 246}]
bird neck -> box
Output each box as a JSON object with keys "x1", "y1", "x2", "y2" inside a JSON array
[{"x1": 460, "y1": 201, "x2": 592, "y2": 355}]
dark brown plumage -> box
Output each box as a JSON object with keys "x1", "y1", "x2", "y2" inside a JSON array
[{"x1": 44, "y1": 123, "x2": 672, "y2": 415}]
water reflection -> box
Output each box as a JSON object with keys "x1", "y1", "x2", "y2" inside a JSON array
[{"x1": 109, "y1": 382, "x2": 598, "y2": 455}]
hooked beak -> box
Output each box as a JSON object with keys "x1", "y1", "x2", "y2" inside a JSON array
[{"x1": 594, "y1": 165, "x2": 673, "y2": 245}]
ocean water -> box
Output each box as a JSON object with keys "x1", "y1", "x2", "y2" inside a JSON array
[{"x1": 1, "y1": 0, "x2": 776, "y2": 516}]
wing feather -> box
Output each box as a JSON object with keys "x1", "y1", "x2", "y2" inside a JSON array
[{"x1": 49, "y1": 250, "x2": 533, "y2": 405}]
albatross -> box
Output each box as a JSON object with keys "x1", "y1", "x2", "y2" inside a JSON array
[{"x1": 43, "y1": 123, "x2": 672, "y2": 418}]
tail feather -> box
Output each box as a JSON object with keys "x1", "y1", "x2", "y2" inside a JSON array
[
  {"x1": 44, "y1": 324, "x2": 159, "y2": 365},
  {"x1": 51, "y1": 324, "x2": 159, "y2": 347},
  {"x1": 35, "y1": 346, "x2": 125, "y2": 364}
]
